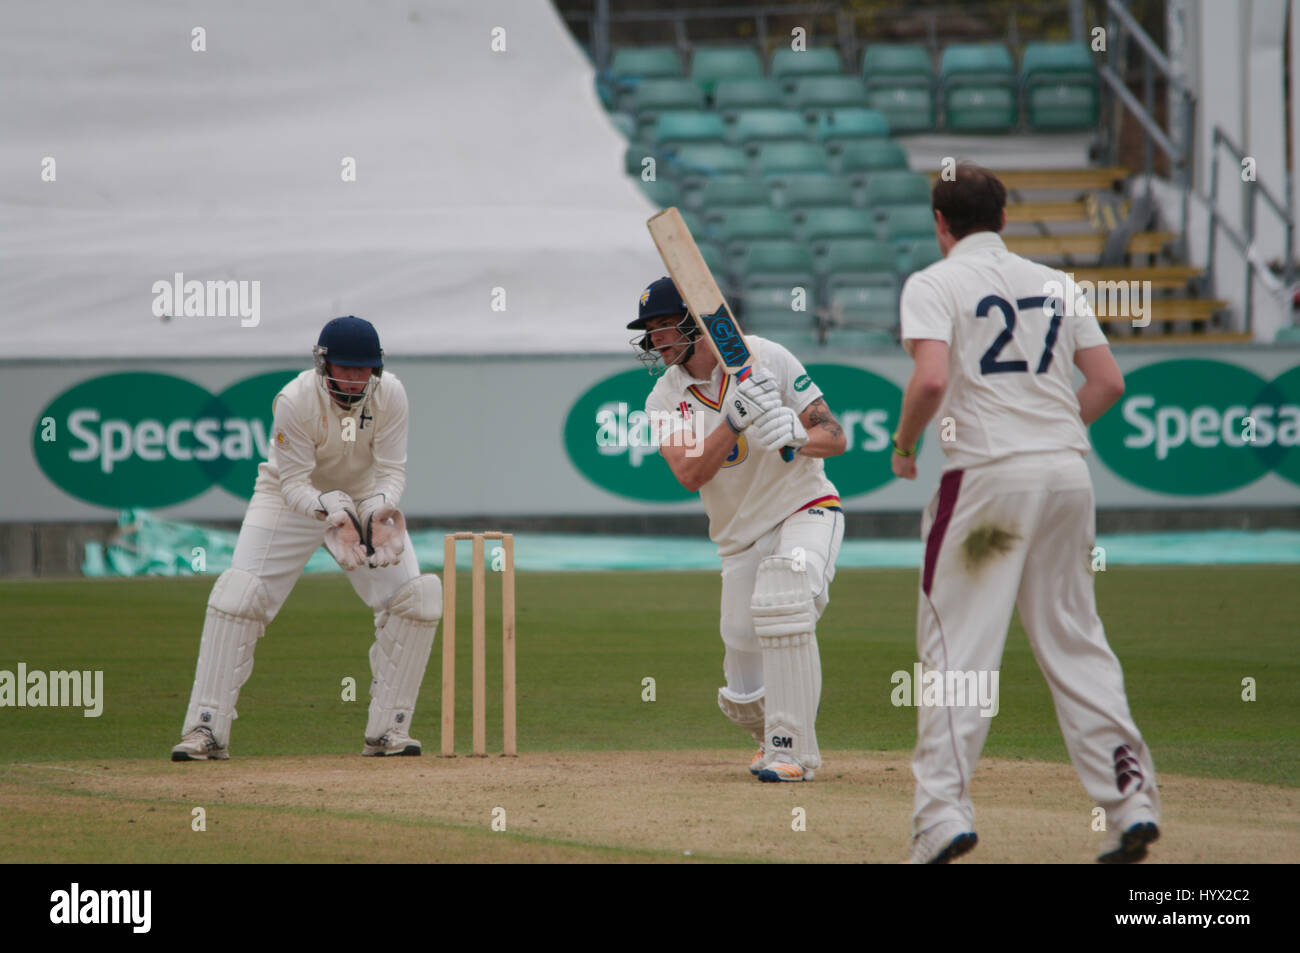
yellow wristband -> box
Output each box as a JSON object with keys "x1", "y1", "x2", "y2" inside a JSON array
[{"x1": 892, "y1": 431, "x2": 915, "y2": 457}]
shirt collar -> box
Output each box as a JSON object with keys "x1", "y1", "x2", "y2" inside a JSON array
[{"x1": 947, "y1": 231, "x2": 1007, "y2": 257}]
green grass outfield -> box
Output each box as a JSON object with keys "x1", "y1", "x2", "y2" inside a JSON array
[{"x1": 1, "y1": 566, "x2": 1296, "y2": 787}]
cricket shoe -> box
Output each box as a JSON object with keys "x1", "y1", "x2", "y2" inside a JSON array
[
  {"x1": 1097, "y1": 821, "x2": 1159, "y2": 864},
  {"x1": 362, "y1": 732, "x2": 422, "y2": 757},
  {"x1": 171, "y1": 726, "x2": 229, "y2": 762},
  {"x1": 756, "y1": 759, "x2": 813, "y2": 782},
  {"x1": 749, "y1": 746, "x2": 766, "y2": 776},
  {"x1": 910, "y1": 822, "x2": 978, "y2": 864}
]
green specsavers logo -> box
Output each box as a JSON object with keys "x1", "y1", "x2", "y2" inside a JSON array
[
  {"x1": 33, "y1": 371, "x2": 299, "y2": 508},
  {"x1": 803, "y1": 364, "x2": 906, "y2": 497},
  {"x1": 1091, "y1": 359, "x2": 1300, "y2": 494},
  {"x1": 563, "y1": 364, "x2": 907, "y2": 502},
  {"x1": 564, "y1": 369, "x2": 695, "y2": 502}
]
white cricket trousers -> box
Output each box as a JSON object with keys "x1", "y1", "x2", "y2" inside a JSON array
[{"x1": 911, "y1": 451, "x2": 1159, "y2": 835}]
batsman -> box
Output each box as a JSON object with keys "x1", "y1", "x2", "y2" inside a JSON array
[
  {"x1": 629, "y1": 277, "x2": 848, "y2": 781},
  {"x1": 171, "y1": 316, "x2": 442, "y2": 761}
]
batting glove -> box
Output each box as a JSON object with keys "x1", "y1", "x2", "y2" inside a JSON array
[
  {"x1": 724, "y1": 368, "x2": 780, "y2": 432},
  {"x1": 751, "y1": 406, "x2": 809, "y2": 453}
]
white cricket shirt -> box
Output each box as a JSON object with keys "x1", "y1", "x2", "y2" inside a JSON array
[
  {"x1": 254, "y1": 369, "x2": 409, "y2": 518},
  {"x1": 645, "y1": 335, "x2": 840, "y2": 556},
  {"x1": 899, "y1": 231, "x2": 1108, "y2": 470}
]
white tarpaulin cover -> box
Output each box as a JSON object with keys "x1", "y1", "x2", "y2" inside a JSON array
[{"x1": 0, "y1": 0, "x2": 660, "y2": 358}]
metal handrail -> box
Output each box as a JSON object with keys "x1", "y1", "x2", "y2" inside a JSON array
[
  {"x1": 1098, "y1": 0, "x2": 1196, "y2": 261},
  {"x1": 1206, "y1": 126, "x2": 1296, "y2": 335}
]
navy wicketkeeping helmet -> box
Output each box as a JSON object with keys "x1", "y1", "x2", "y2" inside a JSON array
[{"x1": 313, "y1": 316, "x2": 383, "y2": 405}]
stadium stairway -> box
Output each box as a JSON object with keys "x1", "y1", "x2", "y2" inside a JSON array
[{"x1": 976, "y1": 166, "x2": 1239, "y2": 344}]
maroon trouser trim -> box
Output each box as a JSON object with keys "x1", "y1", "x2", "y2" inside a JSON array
[{"x1": 922, "y1": 469, "x2": 964, "y2": 597}]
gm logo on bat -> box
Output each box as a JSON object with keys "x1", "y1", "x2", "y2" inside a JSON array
[{"x1": 701, "y1": 307, "x2": 750, "y2": 368}]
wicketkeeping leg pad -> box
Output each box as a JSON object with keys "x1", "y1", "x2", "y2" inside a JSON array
[
  {"x1": 752, "y1": 556, "x2": 822, "y2": 771},
  {"x1": 366, "y1": 574, "x2": 441, "y2": 740},
  {"x1": 183, "y1": 568, "x2": 273, "y2": 745}
]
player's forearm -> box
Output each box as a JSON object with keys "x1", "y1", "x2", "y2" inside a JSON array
[
  {"x1": 674, "y1": 422, "x2": 739, "y2": 491},
  {"x1": 797, "y1": 426, "x2": 846, "y2": 458},
  {"x1": 1076, "y1": 381, "x2": 1122, "y2": 425},
  {"x1": 894, "y1": 375, "x2": 946, "y2": 450},
  {"x1": 281, "y1": 479, "x2": 328, "y2": 519}
]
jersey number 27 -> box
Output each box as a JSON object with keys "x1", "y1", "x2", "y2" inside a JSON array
[{"x1": 977, "y1": 295, "x2": 1063, "y2": 375}]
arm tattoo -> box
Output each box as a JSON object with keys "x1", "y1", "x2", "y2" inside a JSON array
[{"x1": 805, "y1": 398, "x2": 843, "y2": 439}]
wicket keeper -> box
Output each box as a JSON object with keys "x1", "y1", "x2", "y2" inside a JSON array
[
  {"x1": 171, "y1": 316, "x2": 442, "y2": 760},
  {"x1": 628, "y1": 277, "x2": 848, "y2": 781}
]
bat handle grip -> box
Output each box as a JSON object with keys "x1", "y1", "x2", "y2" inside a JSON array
[{"x1": 780, "y1": 446, "x2": 796, "y2": 462}]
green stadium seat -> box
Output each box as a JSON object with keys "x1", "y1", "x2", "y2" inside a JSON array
[
  {"x1": 941, "y1": 43, "x2": 1017, "y2": 132},
  {"x1": 756, "y1": 141, "x2": 832, "y2": 177},
  {"x1": 1021, "y1": 41, "x2": 1095, "y2": 78},
  {"x1": 770, "y1": 47, "x2": 844, "y2": 86},
  {"x1": 945, "y1": 86, "x2": 1018, "y2": 132},
  {"x1": 865, "y1": 86, "x2": 936, "y2": 133},
  {"x1": 941, "y1": 42, "x2": 1016, "y2": 81},
  {"x1": 863, "y1": 171, "x2": 931, "y2": 208},
  {"x1": 817, "y1": 238, "x2": 898, "y2": 285},
  {"x1": 741, "y1": 285, "x2": 819, "y2": 330},
  {"x1": 816, "y1": 108, "x2": 891, "y2": 146},
  {"x1": 654, "y1": 111, "x2": 728, "y2": 147},
  {"x1": 898, "y1": 238, "x2": 943, "y2": 273},
  {"x1": 792, "y1": 76, "x2": 868, "y2": 114},
  {"x1": 862, "y1": 44, "x2": 934, "y2": 87},
  {"x1": 633, "y1": 79, "x2": 706, "y2": 125},
  {"x1": 837, "y1": 139, "x2": 908, "y2": 180},
  {"x1": 715, "y1": 207, "x2": 797, "y2": 247},
  {"x1": 802, "y1": 207, "x2": 877, "y2": 244},
  {"x1": 777, "y1": 173, "x2": 854, "y2": 213},
  {"x1": 714, "y1": 78, "x2": 787, "y2": 114},
  {"x1": 691, "y1": 46, "x2": 763, "y2": 96},
  {"x1": 730, "y1": 109, "x2": 811, "y2": 148},
  {"x1": 667, "y1": 143, "x2": 749, "y2": 181},
  {"x1": 697, "y1": 176, "x2": 769, "y2": 215},
  {"x1": 827, "y1": 285, "x2": 900, "y2": 329},
  {"x1": 883, "y1": 205, "x2": 936, "y2": 243},
  {"x1": 739, "y1": 241, "x2": 817, "y2": 281},
  {"x1": 1021, "y1": 42, "x2": 1098, "y2": 130},
  {"x1": 611, "y1": 46, "x2": 684, "y2": 81},
  {"x1": 1273, "y1": 326, "x2": 1300, "y2": 344},
  {"x1": 637, "y1": 177, "x2": 681, "y2": 208}
]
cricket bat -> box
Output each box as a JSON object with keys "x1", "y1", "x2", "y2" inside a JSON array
[{"x1": 646, "y1": 207, "x2": 795, "y2": 461}]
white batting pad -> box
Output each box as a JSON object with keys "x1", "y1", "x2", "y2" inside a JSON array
[
  {"x1": 366, "y1": 574, "x2": 441, "y2": 740},
  {"x1": 183, "y1": 568, "x2": 273, "y2": 745},
  {"x1": 752, "y1": 556, "x2": 822, "y2": 771},
  {"x1": 717, "y1": 685, "x2": 765, "y2": 743}
]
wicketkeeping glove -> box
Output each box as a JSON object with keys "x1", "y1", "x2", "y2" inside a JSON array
[
  {"x1": 724, "y1": 368, "x2": 781, "y2": 432},
  {"x1": 318, "y1": 490, "x2": 368, "y2": 570},
  {"x1": 358, "y1": 494, "x2": 406, "y2": 568},
  {"x1": 751, "y1": 405, "x2": 809, "y2": 453}
]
